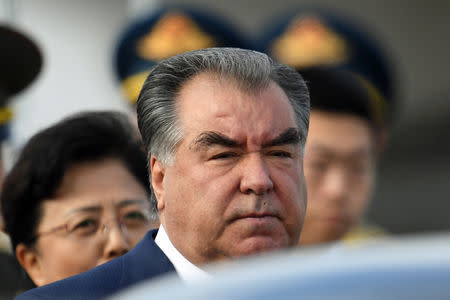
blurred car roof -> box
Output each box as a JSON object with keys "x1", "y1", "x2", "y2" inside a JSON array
[{"x1": 109, "y1": 232, "x2": 450, "y2": 300}]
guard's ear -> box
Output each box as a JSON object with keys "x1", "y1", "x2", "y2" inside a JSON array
[
  {"x1": 376, "y1": 128, "x2": 389, "y2": 155},
  {"x1": 150, "y1": 155, "x2": 166, "y2": 212},
  {"x1": 16, "y1": 243, "x2": 45, "y2": 286}
]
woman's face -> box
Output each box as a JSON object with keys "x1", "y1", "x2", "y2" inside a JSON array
[{"x1": 18, "y1": 158, "x2": 157, "y2": 286}]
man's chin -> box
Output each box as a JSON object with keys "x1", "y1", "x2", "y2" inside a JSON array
[{"x1": 231, "y1": 236, "x2": 289, "y2": 257}]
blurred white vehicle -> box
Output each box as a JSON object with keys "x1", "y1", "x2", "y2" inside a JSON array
[{"x1": 109, "y1": 233, "x2": 450, "y2": 300}]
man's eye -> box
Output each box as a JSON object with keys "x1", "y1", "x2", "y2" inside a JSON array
[
  {"x1": 269, "y1": 151, "x2": 292, "y2": 158},
  {"x1": 210, "y1": 152, "x2": 238, "y2": 160}
]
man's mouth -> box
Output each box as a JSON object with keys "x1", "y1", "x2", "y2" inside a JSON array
[
  {"x1": 242, "y1": 212, "x2": 277, "y2": 218},
  {"x1": 232, "y1": 212, "x2": 280, "y2": 223}
]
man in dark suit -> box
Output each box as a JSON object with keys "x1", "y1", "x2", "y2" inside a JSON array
[{"x1": 15, "y1": 47, "x2": 311, "y2": 300}]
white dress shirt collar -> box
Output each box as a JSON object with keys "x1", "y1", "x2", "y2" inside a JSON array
[{"x1": 155, "y1": 225, "x2": 211, "y2": 283}]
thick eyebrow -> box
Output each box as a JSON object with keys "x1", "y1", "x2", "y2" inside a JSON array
[
  {"x1": 263, "y1": 127, "x2": 302, "y2": 147},
  {"x1": 191, "y1": 128, "x2": 302, "y2": 151},
  {"x1": 190, "y1": 131, "x2": 241, "y2": 151}
]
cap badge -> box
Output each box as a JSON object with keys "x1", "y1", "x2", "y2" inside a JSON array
[
  {"x1": 136, "y1": 12, "x2": 216, "y2": 61},
  {"x1": 271, "y1": 15, "x2": 349, "y2": 68}
]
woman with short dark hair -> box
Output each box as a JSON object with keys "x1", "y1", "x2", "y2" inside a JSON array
[{"x1": 1, "y1": 111, "x2": 158, "y2": 286}]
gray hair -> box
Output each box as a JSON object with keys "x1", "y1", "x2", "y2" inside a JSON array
[{"x1": 136, "y1": 47, "x2": 310, "y2": 210}]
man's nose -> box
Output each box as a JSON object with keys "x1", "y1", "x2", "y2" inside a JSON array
[
  {"x1": 239, "y1": 153, "x2": 274, "y2": 195},
  {"x1": 102, "y1": 223, "x2": 130, "y2": 260}
]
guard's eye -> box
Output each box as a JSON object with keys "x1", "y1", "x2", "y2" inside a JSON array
[
  {"x1": 308, "y1": 161, "x2": 328, "y2": 172},
  {"x1": 349, "y1": 161, "x2": 371, "y2": 176}
]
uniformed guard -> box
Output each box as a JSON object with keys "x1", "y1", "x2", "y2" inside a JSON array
[
  {"x1": 259, "y1": 8, "x2": 396, "y2": 112},
  {"x1": 0, "y1": 24, "x2": 42, "y2": 232},
  {"x1": 259, "y1": 9, "x2": 397, "y2": 245},
  {"x1": 114, "y1": 6, "x2": 255, "y2": 106},
  {"x1": 0, "y1": 23, "x2": 42, "y2": 298}
]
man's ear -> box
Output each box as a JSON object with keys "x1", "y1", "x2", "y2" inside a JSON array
[
  {"x1": 150, "y1": 155, "x2": 166, "y2": 211},
  {"x1": 16, "y1": 243, "x2": 45, "y2": 286}
]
